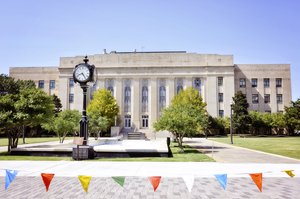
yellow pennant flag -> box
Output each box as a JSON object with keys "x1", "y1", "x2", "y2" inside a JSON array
[
  {"x1": 283, "y1": 170, "x2": 295, "y2": 177},
  {"x1": 78, "y1": 175, "x2": 92, "y2": 193}
]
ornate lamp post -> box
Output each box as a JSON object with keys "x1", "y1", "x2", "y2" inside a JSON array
[{"x1": 73, "y1": 56, "x2": 95, "y2": 145}]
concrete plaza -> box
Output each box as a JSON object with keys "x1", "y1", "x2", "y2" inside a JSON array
[{"x1": 0, "y1": 138, "x2": 299, "y2": 198}]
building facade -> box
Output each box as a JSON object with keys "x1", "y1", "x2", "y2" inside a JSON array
[{"x1": 9, "y1": 51, "x2": 291, "y2": 132}]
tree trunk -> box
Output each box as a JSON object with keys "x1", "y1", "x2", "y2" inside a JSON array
[
  {"x1": 7, "y1": 134, "x2": 11, "y2": 153},
  {"x1": 22, "y1": 125, "x2": 26, "y2": 144}
]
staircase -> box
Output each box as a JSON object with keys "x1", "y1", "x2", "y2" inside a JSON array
[{"x1": 127, "y1": 132, "x2": 145, "y2": 140}]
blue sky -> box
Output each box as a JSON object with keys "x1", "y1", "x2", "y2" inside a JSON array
[{"x1": 0, "y1": 0, "x2": 299, "y2": 100}]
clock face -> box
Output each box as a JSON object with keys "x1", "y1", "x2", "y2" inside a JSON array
[{"x1": 74, "y1": 64, "x2": 90, "y2": 82}]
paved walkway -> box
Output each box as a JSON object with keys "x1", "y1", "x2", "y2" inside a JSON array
[
  {"x1": 184, "y1": 138, "x2": 300, "y2": 163},
  {"x1": 0, "y1": 138, "x2": 300, "y2": 198}
]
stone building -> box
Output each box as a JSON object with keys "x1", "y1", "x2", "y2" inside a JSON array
[{"x1": 9, "y1": 51, "x2": 291, "y2": 133}]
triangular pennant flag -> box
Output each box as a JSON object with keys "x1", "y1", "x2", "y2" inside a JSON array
[
  {"x1": 78, "y1": 175, "x2": 92, "y2": 193},
  {"x1": 5, "y1": 170, "x2": 18, "y2": 190},
  {"x1": 282, "y1": 170, "x2": 295, "y2": 177},
  {"x1": 148, "y1": 176, "x2": 161, "y2": 191},
  {"x1": 214, "y1": 174, "x2": 227, "y2": 190},
  {"x1": 41, "y1": 173, "x2": 55, "y2": 192},
  {"x1": 182, "y1": 176, "x2": 194, "y2": 192},
  {"x1": 112, "y1": 176, "x2": 125, "y2": 187},
  {"x1": 249, "y1": 173, "x2": 262, "y2": 192}
]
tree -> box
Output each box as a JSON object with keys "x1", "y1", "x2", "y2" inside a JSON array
[
  {"x1": 43, "y1": 110, "x2": 81, "y2": 143},
  {"x1": 154, "y1": 87, "x2": 208, "y2": 150},
  {"x1": 231, "y1": 91, "x2": 251, "y2": 134},
  {"x1": 87, "y1": 88, "x2": 119, "y2": 128},
  {"x1": 52, "y1": 94, "x2": 62, "y2": 116},
  {"x1": 0, "y1": 88, "x2": 55, "y2": 152},
  {"x1": 89, "y1": 115, "x2": 110, "y2": 139},
  {"x1": 284, "y1": 98, "x2": 300, "y2": 135},
  {"x1": 271, "y1": 113, "x2": 286, "y2": 135}
]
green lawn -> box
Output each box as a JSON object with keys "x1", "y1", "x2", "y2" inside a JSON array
[
  {"x1": 0, "y1": 137, "x2": 72, "y2": 147},
  {"x1": 0, "y1": 142, "x2": 214, "y2": 162},
  {"x1": 210, "y1": 136, "x2": 300, "y2": 160}
]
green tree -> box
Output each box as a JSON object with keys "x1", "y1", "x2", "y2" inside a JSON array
[
  {"x1": 154, "y1": 87, "x2": 208, "y2": 150},
  {"x1": 271, "y1": 113, "x2": 286, "y2": 135},
  {"x1": 89, "y1": 115, "x2": 110, "y2": 139},
  {"x1": 232, "y1": 91, "x2": 251, "y2": 134},
  {"x1": 87, "y1": 88, "x2": 119, "y2": 128},
  {"x1": 0, "y1": 74, "x2": 19, "y2": 95},
  {"x1": 284, "y1": 98, "x2": 300, "y2": 135},
  {"x1": 0, "y1": 88, "x2": 55, "y2": 151},
  {"x1": 52, "y1": 94, "x2": 62, "y2": 116},
  {"x1": 43, "y1": 110, "x2": 81, "y2": 143}
]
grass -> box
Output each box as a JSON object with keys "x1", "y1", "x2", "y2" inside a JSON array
[
  {"x1": 0, "y1": 142, "x2": 214, "y2": 162},
  {"x1": 0, "y1": 137, "x2": 72, "y2": 147},
  {"x1": 210, "y1": 136, "x2": 300, "y2": 160}
]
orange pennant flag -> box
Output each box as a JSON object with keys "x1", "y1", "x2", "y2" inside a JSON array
[
  {"x1": 282, "y1": 170, "x2": 295, "y2": 177},
  {"x1": 41, "y1": 173, "x2": 55, "y2": 192},
  {"x1": 148, "y1": 176, "x2": 161, "y2": 191},
  {"x1": 249, "y1": 173, "x2": 262, "y2": 192}
]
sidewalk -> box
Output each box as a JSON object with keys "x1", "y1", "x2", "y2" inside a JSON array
[
  {"x1": 184, "y1": 138, "x2": 300, "y2": 163},
  {"x1": 1, "y1": 138, "x2": 300, "y2": 198},
  {"x1": 0, "y1": 161, "x2": 299, "y2": 198}
]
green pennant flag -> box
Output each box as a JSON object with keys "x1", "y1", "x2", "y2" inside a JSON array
[{"x1": 112, "y1": 176, "x2": 125, "y2": 187}]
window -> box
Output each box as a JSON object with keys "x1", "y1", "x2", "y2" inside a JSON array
[
  {"x1": 176, "y1": 78, "x2": 184, "y2": 94},
  {"x1": 252, "y1": 94, "x2": 259, "y2": 104},
  {"x1": 276, "y1": 78, "x2": 282, "y2": 87},
  {"x1": 194, "y1": 78, "x2": 201, "y2": 87},
  {"x1": 239, "y1": 78, "x2": 246, "y2": 88},
  {"x1": 142, "y1": 86, "x2": 148, "y2": 112},
  {"x1": 49, "y1": 80, "x2": 55, "y2": 89},
  {"x1": 219, "y1": 110, "x2": 224, "y2": 118},
  {"x1": 69, "y1": 94, "x2": 74, "y2": 103},
  {"x1": 124, "y1": 86, "x2": 131, "y2": 112},
  {"x1": 277, "y1": 94, "x2": 283, "y2": 103},
  {"x1": 159, "y1": 86, "x2": 166, "y2": 111},
  {"x1": 218, "y1": 93, "x2": 223, "y2": 102},
  {"x1": 264, "y1": 78, "x2": 269, "y2": 88},
  {"x1": 218, "y1": 77, "x2": 223, "y2": 86},
  {"x1": 177, "y1": 85, "x2": 183, "y2": 94},
  {"x1": 142, "y1": 115, "x2": 149, "y2": 128},
  {"x1": 264, "y1": 94, "x2": 270, "y2": 103},
  {"x1": 69, "y1": 78, "x2": 74, "y2": 87},
  {"x1": 38, "y1": 80, "x2": 44, "y2": 89},
  {"x1": 251, "y1": 78, "x2": 257, "y2": 87},
  {"x1": 107, "y1": 86, "x2": 114, "y2": 95},
  {"x1": 124, "y1": 115, "x2": 131, "y2": 128}
]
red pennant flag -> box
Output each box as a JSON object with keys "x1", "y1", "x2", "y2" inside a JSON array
[
  {"x1": 249, "y1": 173, "x2": 262, "y2": 192},
  {"x1": 148, "y1": 176, "x2": 161, "y2": 191},
  {"x1": 41, "y1": 173, "x2": 55, "y2": 192}
]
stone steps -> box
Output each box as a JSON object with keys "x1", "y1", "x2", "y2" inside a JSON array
[{"x1": 127, "y1": 132, "x2": 145, "y2": 140}]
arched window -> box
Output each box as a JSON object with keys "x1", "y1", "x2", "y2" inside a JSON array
[
  {"x1": 124, "y1": 86, "x2": 131, "y2": 112},
  {"x1": 142, "y1": 86, "x2": 148, "y2": 112},
  {"x1": 159, "y1": 86, "x2": 166, "y2": 111},
  {"x1": 177, "y1": 85, "x2": 183, "y2": 94},
  {"x1": 194, "y1": 78, "x2": 201, "y2": 95},
  {"x1": 107, "y1": 86, "x2": 114, "y2": 96}
]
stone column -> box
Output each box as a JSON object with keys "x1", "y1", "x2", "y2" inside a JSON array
[
  {"x1": 132, "y1": 78, "x2": 140, "y2": 129},
  {"x1": 149, "y1": 78, "x2": 158, "y2": 130},
  {"x1": 167, "y1": 78, "x2": 175, "y2": 107},
  {"x1": 206, "y1": 76, "x2": 218, "y2": 117},
  {"x1": 115, "y1": 78, "x2": 123, "y2": 127}
]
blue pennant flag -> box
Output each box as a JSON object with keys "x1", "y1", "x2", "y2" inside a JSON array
[
  {"x1": 5, "y1": 170, "x2": 18, "y2": 190},
  {"x1": 214, "y1": 174, "x2": 227, "y2": 190}
]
